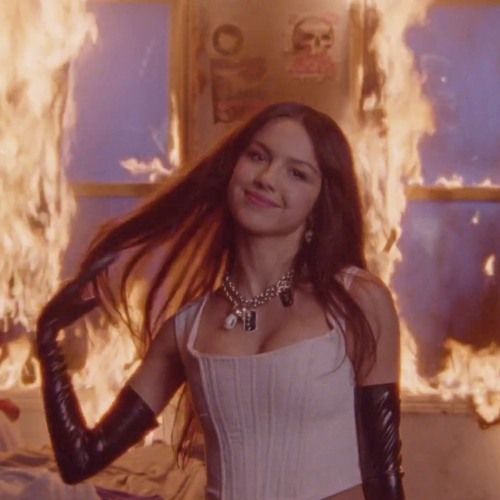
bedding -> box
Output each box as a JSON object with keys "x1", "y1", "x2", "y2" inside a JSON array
[
  {"x1": 0, "y1": 439, "x2": 206, "y2": 499},
  {"x1": 0, "y1": 392, "x2": 206, "y2": 499}
]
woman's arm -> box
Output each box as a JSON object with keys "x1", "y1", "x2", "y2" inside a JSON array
[
  {"x1": 348, "y1": 272, "x2": 404, "y2": 500},
  {"x1": 37, "y1": 281, "x2": 185, "y2": 484}
]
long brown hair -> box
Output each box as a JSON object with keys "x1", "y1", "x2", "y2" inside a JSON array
[{"x1": 56, "y1": 101, "x2": 375, "y2": 462}]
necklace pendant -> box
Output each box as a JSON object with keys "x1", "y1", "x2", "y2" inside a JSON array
[
  {"x1": 279, "y1": 287, "x2": 293, "y2": 307},
  {"x1": 243, "y1": 309, "x2": 257, "y2": 332},
  {"x1": 224, "y1": 312, "x2": 239, "y2": 330}
]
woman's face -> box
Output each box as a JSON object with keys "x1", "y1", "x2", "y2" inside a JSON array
[{"x1": 228, "y1": 118, "x2": 322, "y2": 241}]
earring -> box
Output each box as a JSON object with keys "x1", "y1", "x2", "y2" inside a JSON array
[{"x1": 304, "y1": 229, "x2": 313, "y2": 244}]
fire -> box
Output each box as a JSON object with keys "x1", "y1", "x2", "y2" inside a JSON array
[
  {"x1": 0, "y1": 0, "x2": 140, "y2": 432},
  {"x1": 0, "y1": 0, "x2": 97, "y2": 390},
  {"x1": 121, "y1": 157, "x2": 171, "y2": 182},
  {"x1": 438, "y1": 339, "x2": 500, "y2": 424},
  {"x1": 484, "y1": 255, "x2": 496, "y2": 278},
  {"x1": 70, "y1": 283, "x2": 146, "y2": 424},
  {"x1": 0, "y1": 0, "x2": 165, "y2": 426},
  {"x1": 401, "y1": 322, "x2": 500, "y2": 425},
  {"x1": 168, "y1": 92, "x2": 182, "y2": 169},
  {"x1": 435, "y1": 174, "x2": 464, "y2": 187},
  {"x1": 348, "y1": 0, "x2": 499, "y2": 424},
  {"x1": 120, "y1": 93, "x2": 181, "y2": 181},
  {"x1": 346, "y1": 0, "x2": 435, "y2": 282}
]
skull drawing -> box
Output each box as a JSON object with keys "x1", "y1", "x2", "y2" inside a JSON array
[{"x1": 292, "y1": 16, "x2": 335, "y2": 56}]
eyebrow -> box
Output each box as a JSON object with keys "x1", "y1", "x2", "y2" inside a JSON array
[{"x1": 252, "y1": 140, "x2": 321, "y2": 175}]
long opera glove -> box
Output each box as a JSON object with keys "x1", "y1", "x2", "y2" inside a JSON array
[
  {"x1": 36, "y1": 257, "x2": 157, "y2": 484},
  {"x1": 355, "y1": 383, "x2": 405, "y2": 500}
]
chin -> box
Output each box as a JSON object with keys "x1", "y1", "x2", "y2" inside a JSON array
[
  {"x1": 229, "y1": 199, "x2": 304, "y2": 241},
  {"x1": 234, "y1": 216, "x2": 302, "y2": 242}
]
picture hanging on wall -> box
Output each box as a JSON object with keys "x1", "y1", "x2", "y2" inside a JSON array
[
  {"x1": 209, "y1": 23, "x2": 268, "y2": 123},
  {"x1": 210, "y1": 56, "x2": 268, "y2": 123},
  {"x1": 285, "y1": 12, "x2": 339, "y2": 81}
]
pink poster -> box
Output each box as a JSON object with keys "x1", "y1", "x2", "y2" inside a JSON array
[
  {"x1": 210, "y1": 56, "x2": 268, "y2": 123},
  {"x1": 285, "y1": 13, "x2": 339, "y2": 80},
  {"x1": 209, "y1": 23, "x2": 268, "y2": 123}
]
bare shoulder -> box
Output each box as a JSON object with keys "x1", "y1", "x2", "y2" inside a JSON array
[
  {"x1": 154, "y1": 295, "x2": 205, "y2": 354},
  {"x1": 346, "y1": 267, "x2": 401, "y2": 385},
  {"x1": 347, "y1": 268, "x2": 397, "y2": 330}
]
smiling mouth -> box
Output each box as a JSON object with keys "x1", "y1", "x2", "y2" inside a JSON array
[{"x1": 244, "y1": 190, "x2": 280, "y2": 208}]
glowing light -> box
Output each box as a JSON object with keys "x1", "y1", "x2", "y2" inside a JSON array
[
  {"x1": 168, "y1": 92, "x2": 182, "y2": 169},
  {"x1": 347, "y1": 0, "x2": 499, "y2": 423},
  {"x1": 0, "y1": 1, "x2": 164, "y2": 428},
  {"x1": 0, "y1": 0, "x2": 96, "y2": 389},
  {"x1": 435, "y1": 174, "x2": 464, "y2": 187},
  {"x1": 121, "y1": 157, "x2": 171, "y2": 182},
  {"x1": 483, "y1": 255, "x2": 496, "y2": 277},
  {"x1": 120, "y1": 93, "x2": 181, "y2": 182},
  {"x1": 71, "y1": 283, "x2": 145, "y2": 424},
  {"x1": 345, "y1": 0, "x2": 435, "y2": 282},
  {"x1": 477, "y1": 178, "x2": 495, "y2": 187}
]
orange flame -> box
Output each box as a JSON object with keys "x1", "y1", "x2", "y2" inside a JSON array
[
  {"x1": 350, "y1": 0, "x2": 499, "y2": 424},
  {"x1": 71, "y1": 283, "x2": 145, "y2": 424},
  {"x1": 120, "y1": 93, "x2": 181, "y2": 181},
  {"x1": 345, "y1": 0, "x2": 435, "y2": 282},
  {"x1": 0, "y1": 0, "x2": 97, "y2": 390}
]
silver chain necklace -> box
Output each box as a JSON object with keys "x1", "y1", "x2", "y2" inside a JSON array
[{"x1": 221, "y1": 269, "x2": 295, "y2": 332}]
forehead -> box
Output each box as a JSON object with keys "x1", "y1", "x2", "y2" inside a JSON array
[{"x1": 251, "y1": 118, "x2": 318, "y2": 166}]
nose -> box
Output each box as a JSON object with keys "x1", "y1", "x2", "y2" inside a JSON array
[{"x1": 253, "y1": 162, "x2": 279, "y2": 191}]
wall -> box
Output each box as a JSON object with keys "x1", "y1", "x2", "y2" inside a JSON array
[{"x1": 184, "y1": 0, "x2": 356, "y2": 159}]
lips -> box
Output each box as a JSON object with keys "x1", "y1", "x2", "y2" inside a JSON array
[{"x1": 244, "y1": 190, "x2": 280, "y2": 208}]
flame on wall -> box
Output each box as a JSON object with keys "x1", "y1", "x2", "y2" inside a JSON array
[
  {"x1": 346, "y1": 0, "x2": 434, "y2": 281},
  {"x1": 0, "y1": 0, "x2": 139, "y2": 425},
  {"x1": 347, "y1": 0, "x2": 498, "y2": 425},
  {"x1": 0, "y1": 0, "x2": 180, "y2": 425},
  {"x1": 0, "y1": 0, "x2": 97, "y2": 390},
  {"x1": 120, "y1": 93, "x2": 181, "y2": 181}
]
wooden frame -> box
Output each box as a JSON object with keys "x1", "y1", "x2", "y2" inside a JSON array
[{"x1": 73, "y1": 182, "x2": 500, "y2": 202}]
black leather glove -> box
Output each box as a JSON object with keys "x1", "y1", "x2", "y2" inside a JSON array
[
  {"x1": 355, "y1": 382, "x2": 405, "y2": 500},
  {"x1": 37, "y1": 253, "x2": 116, "y2": 338},
  {"x1": 37, "y1": 255, "x2": 158, "y2": 484}
]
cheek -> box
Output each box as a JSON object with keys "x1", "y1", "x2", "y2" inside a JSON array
[
  {"x1": 227, "y1": 165, "x2": 246, "y2": 212},
  {"x1": 289, "y1": 183, "x2": 321, "y2": 216},
  {"x1": 231, "y1": 159, "x2": 254, "y2": 184},
  {"x1": 227, "y1": 159, "x2": 256, "y2": 198},
  {"x1": 227, "y1": 163, "x2": 242, "y2": 193}
]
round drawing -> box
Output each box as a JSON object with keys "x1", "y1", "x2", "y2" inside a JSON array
[{"x1": 212, "y1": 24, "x2": 244, "y2": 56}]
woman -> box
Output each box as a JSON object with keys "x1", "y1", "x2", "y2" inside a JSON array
[{"x1": 37, "y1": 102, "x2": 404, "y2": 499}]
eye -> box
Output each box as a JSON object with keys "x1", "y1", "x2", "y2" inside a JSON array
[
  {"x1": 289, "y1": 167, "x2": 308, "y2": 181},
  {"x1": 245, "y1": 148, "x2": 267, "y2": 163}
]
